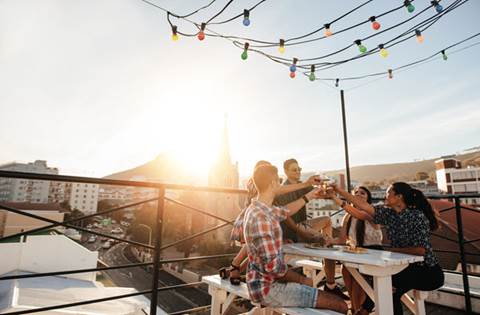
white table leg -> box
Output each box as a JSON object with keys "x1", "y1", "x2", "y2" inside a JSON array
[
  {"x1": 373, "y1": 275, "x2": 394, "y2": 315},
  {"x1": 208, "y1": 286, "x2": 227, "y2": 315},
  {"x1": 413, "y1": 290, "x2": 427, "y2": 315}
]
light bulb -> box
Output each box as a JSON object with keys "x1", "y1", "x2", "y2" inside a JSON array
[
  {"x1": 290, "y1": 72, "x2": 296, "y2": 79},
  {"x1": 378, "y1": 44, "x2": 388, "y2": 58},
  {"x1": 198, "y1": 23, "x2": 206, "y2": 41},
  {"x1": 355, "y1": 40, "x2": 367, "y2": 54},
  {"x1": 171, "y1": 25, "x2": 179, "y2": 41},
  {"x1": 441, "y1": 50, "x2": 448, "y2": 61},
  {"x1": 243, "y1": 9, "x2": 250, "y2": 26},
  {"x1": 415, "y1": 30, "x2": 424, "y2": 43},
  {"x1": 370, "y1": 17, "x2": 380, "y2": 30},
  {"x1": 324, "y1": 24, "x2": 332, "y2": 37},
  {"x1": 290, "y1": 65, "x2": 296, "y2": 72},
  {"x1": 278, "y1": 39, "x2": 285, "y2": 54},
  {"x1": 405, "y1": 0, "x2": 415, "y2": 13},
  {"x1": 309, "y1": 65, "x2": 315, "y2": 81},
  {"x1": 241, "y1": 42, "x2": 249, "y2": 60}
]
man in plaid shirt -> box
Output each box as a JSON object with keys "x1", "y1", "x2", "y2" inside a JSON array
[{"x1": 243, "y1": 164, "x2": 348, "y2": 313}]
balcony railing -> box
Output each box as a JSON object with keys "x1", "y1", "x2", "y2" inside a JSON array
[{"x1": 0, "y1": 170, "x2": 478, "y2": 314}]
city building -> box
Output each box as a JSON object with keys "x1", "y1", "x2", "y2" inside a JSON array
[
  {"x1": 0, "y1": 202, "x2": 67, "y2": 237},
  {"x1": 407, "y1": 179, "x2": 440, "y2": 196},
  {"x1": 207, "y1": 115, "x2": 239, "y2": 242},
  {"x1": 66, "y1": 182, "x2": 100, "y2": 214},
  {"x1": 435, "y1": 158, "x2": 480, "y2": 205},
  {"x1": 0, "y1": 160, "x2": 58, "y2": 203}
]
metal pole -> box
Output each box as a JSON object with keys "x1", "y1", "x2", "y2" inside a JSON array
[
  {"x1": 150, "y1": 187, "x2": 165, "y2": 315},
  {"x1": 340, "y1": 89, "x2": 352, "y2": 192},
  {"x1": 454, "y1": 197, "x2": 472, "y2": 313}
]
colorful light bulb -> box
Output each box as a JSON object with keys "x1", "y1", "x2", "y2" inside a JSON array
[
  {"x1": 324, "y1": 24, "x2": 332, "y2": 37},
  {"x1": 290, "y1": 72, "x2": 296, "y2": 79},
  {"x1": 309, "y1": 65, "x2": 316, "y2": 81},
  {"x1": 370, "y1": 16, "x2": 381, "y2": 31},
  {"x1": 171, "y1": 25, "x2": 179, "y2": 41},
  {"x1": 378, "y1": 44, "x2": 388, "y2": 58},
  {"x1": 290, "y1": 58, "x2": 298, "y2": 73},
  {"x1": 355, "y1": 40, "x2": 367, "y2": 54},
  {"x1": 415, "y1": 29, "x2": 424, "y2": 43},
  {"x1": 241, "y1": 42, "x2": 249, "y2": 60},
  {"x1": 197, "y1": 23, "x2": 206, "y2": 41},
  {"x1": 431, "y1": 1, "x2": 443, "y2": 13},
  {"x1": 388, "y1": 69, "x2": 393, "y2": 79},
  {"x1": 335, "y1": 78, "x2": 339, "y2": 87},
  {"x1": 278, "y1": 39, "x2": 285, "y2": 54},
  {"x1": 405, "y1": 0, "x2": 415, "y2": 13},
  {"x1": 441, "y1": 50, "x2": 448, "y2": 61},
  {"x1": 243, "y1": 9, "x2": 250, "y2": 26}
]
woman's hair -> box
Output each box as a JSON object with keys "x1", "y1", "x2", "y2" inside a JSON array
[
  {"x1": 254, "y1": 160, "x2": 271, "y2": 170},
  {"x1": 347, "y1": 186, "x2": 372, "y2": 246},
  {"x1": 391, "y1": 182, "x2": 439, "y2": 231}
]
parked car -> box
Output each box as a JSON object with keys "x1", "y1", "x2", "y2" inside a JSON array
[
  {"x1": 111, "y1": 227, "x2": 123, "y2": 234},
  {"x1": 86, "y1": 224, "x2": 93, "y2": 229},
  {"x1": 102, "y1": 241, "x2": 111, "y2": 249},
  {"x1": 87, "y1": 236, "x2": 96, "y2": 243}
]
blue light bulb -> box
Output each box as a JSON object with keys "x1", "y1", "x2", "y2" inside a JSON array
[
  {"x1": 290, "y1": 65, "x2": 296, "y2": 72},
  {"x1": 243, "y1": 18, "x2": 250, "y2": 26},
  {"x1": 435, "y1": 4, "x2": 443, "y2": 12}
]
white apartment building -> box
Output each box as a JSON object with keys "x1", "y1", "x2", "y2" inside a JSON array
[
  {"x1": 306, "y1": 199, "x2": 345, "y2": 228},
  {"x1": 67, "y1": 182, "x2": 99, "y2": 214},
  {"x1": 0, "y1": 160, "x2": 58, "y2": 203},
  {"x1": 435, "y1": 158, "x2": 480, "y2": 205}
]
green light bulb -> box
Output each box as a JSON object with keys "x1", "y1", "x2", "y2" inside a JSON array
[
  {"x1": 407, "y1": 4, "x2": 415, "y2": 13},
  {"x1": 358, "y1": 44, "x2": 367, "y2": 53},
  {"x1": 241, "y1": 51, "x2": 248, "y2": 60},
  {"x1": 309, "y1": 73, "x2": 316, "y2": 81}
]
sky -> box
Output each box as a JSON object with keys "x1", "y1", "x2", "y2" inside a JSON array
[{"x1": 0, "y1": 0, "x2": 479, "y2": 180}]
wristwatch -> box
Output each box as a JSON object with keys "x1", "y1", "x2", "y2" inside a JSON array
[
  {"x1": 302, "y1": 195, "x2": 309, "y2": 204},
  {"x1": 340, "y1": 200, "x2": 347, "y2": 208}
]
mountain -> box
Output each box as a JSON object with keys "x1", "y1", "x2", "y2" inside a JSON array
[
  {"x1": 325, "y1": 150, "x2": 480, "y2": 184},
  {"x1": 104, "y1": 153, "x2": 199, "y2": 184}
]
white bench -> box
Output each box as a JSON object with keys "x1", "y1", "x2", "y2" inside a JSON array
[
  {"x1": 202, "y1": 275, "x2": 343, "y2": 315},
  {"x1": 295, "y1": 259, "x2": 428, "y2": 315}
]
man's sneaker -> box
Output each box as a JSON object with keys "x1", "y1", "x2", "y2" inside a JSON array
[{"x1": 323, "y1": 284, "x2": 350, "y2": 300}]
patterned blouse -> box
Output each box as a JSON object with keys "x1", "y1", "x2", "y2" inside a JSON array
[
  {"x1": 373, "y1": 206, "x2": 439, "y2": 267},
  {"x1": 243, "y1": 200, "x2": 289, "y2": 303},
  {"x1": 230, "y1": 179, "x2": 257, "y2": 244}
]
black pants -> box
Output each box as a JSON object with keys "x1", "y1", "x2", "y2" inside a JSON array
[{"x1": 391, "y1": 263, "x2": 444, "y2": 315}]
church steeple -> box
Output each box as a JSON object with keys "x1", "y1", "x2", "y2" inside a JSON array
[{"x1": 218, "y1": 113, "x2": 232, "y2": 165}]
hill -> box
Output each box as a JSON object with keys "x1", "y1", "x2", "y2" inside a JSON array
[{"x1": 326, "y1": 151, "x2": 480, "y2": 184}]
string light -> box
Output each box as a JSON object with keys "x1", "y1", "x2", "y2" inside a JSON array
[
  {"x1": 441, "y1": 49, "x2": 448, "y2": 60},
  {"x1": 241, "y1": 42, "x2": 249, "y2": 60},
  {"x1": 289, "y1": 58, "x2": 298, "y2": 78},
  {"x1": 404, "y1": 0, "x2": 415, "y2": 13},
  {"x1": 335, "y1": 78, "x2": 339, "y2": 87},
  {"x1": 415, "y1": 29, "x2": 424, "y2": 43},
  {"x1": 431, "y1": 1, "x2": 443, "y2": 13},
  {"x1": 243, "y1": 9, "x2": 250, "y2": 26},
  {"x1": 324, "y1": 24, "x2": 333, "y2": 37},
  {"x1": 388, "y1": 69, "x2": 393, "y2": 79},
  {"x1": 197, "y1": 23, "x2": 206, "y2": 41},
  {"x1": 279, "y1": 39, "x2": 285, "y2": 54},
  {"x1": 378, "y1": 44, "x2": 389, "y2": 58},
  {"x1": 369, "y1": 16, "x2": 381, "y2": 31},
  {"x1": 355, "y1": 40, "x2": 367, "y2": 54},
  {"x1": 171, "y1": 25, "x2": 179, "y2": 41},
  {"x1": 309, "y1": 65, "x2": 316, "y2": 81}
]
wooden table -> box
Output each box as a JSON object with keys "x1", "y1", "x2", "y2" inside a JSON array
[{"x1": 283, "y1": 243, "x2": 424, "y2": 315}]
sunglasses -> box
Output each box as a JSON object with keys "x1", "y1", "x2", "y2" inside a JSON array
[{"x1": 289, "y1": 167, "x2": 302, "y2": 172}]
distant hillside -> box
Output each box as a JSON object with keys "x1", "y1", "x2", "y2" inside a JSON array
[
  {"x1": 326, "y1": 151, "x2": 480, "y2": 184},
  {"x1": 104, "y1": 153, "x2": 198, "y2": 184}
]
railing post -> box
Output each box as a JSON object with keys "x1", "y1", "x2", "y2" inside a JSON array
[
  {"x1": 454, "y1": 197, "x2": 472, "y2": 313},
  {"x1": 340, "y1": 89, "x2": 352, "y2": 192},
  {"x1": 150, "y1": 187, "x2": 165, "y2": 315}
]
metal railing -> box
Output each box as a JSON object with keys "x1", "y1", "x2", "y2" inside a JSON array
[
  {"x1": 0, "y1": 170, "x2": 479, "y2": 314},
  {"x1": 0, "y1": 170, "x2": 246, "y2": 315}
]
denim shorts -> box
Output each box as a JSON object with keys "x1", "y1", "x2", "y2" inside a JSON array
[{"x1": 262, "y1": 282, "x2": 318, "y2": 307}]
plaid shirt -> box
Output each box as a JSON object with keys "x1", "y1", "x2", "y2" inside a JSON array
[{"x1": 243, "y1": 200, "x2": 289, "y2": 303}]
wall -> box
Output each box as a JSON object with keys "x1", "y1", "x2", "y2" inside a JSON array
[
  {"x1": 2, "y1": 211, "x2": 64, "y2": 237},
  {"x1": 0, "y1": 235, "x2": 98, "y2": 281}
]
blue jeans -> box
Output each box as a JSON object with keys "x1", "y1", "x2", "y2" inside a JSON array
[{"x1": 262, "y1": 282, "x2": 318, "y2": 307}]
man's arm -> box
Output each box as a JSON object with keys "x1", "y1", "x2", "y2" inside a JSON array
[{"x1": 275, "y1": 175, "x2": 320, "y2": 196}]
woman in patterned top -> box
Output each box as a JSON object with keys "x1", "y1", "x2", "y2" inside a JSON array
[
  {"x1": 225, "y1": 160, "x2": 321, "y2": 285},
  {"x1": 326, "y1": 186, "x2": 382, "y2": 315},
  {"x1": 328, "y1": 182, "x2": 444, "y2": 315}
]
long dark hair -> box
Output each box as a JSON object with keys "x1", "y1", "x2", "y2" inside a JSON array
[
  {"x1": 346, "y1": 186, "x2": 372, "y2": 246},
  {"x1": 391, "y1": 182, "x2": 439, "y2": 231}
]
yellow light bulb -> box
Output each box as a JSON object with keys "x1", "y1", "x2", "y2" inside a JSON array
[
  {"x1": 380, "y1": 48, "x2": 388, "y2": 58},
  {"x1": 171, "y1": 34, "x2": 179, "y2": 41},
  {"x1": 278, "y1": 46, "x2": 285, "y2": 54}
]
